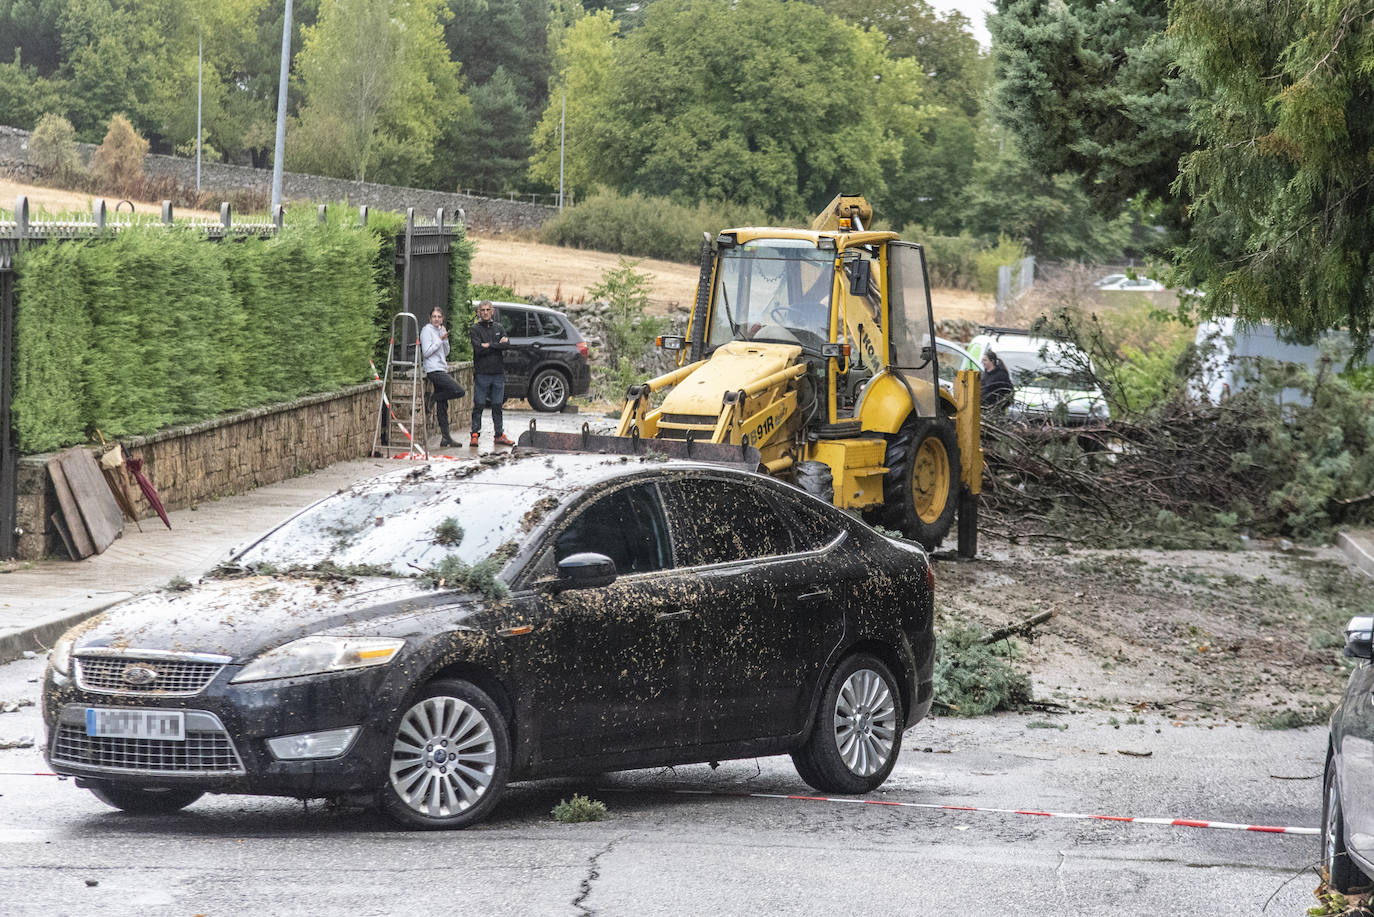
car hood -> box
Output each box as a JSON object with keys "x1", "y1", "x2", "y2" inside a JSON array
[
  {"x1": 1013, "y1": 387, "x2": 1103, "y2": 414},
  {"x1": 66, "y1": 575, "x2": 466, "y2": 662}
]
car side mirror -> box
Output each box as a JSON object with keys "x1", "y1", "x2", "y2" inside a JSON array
[
  {"x1": 1345, "y1": 616, "x2": 1373, "y2": 659},
  {"x1": 555, "y1": 553, "x2": 618, "y2": 591}
]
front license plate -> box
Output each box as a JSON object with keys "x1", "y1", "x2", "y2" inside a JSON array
[{"x1": 85, "y1": 708, "x2": 186, "y2": 741}]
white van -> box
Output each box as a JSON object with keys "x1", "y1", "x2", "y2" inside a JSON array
[{"x1": 1190, "y1": 318, "x2": 1373, "y2": 405}]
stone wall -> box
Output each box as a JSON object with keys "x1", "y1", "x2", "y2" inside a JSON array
[
  {"x1": 0, "y1": 125, "x2": 555, "y2": 234},
  {"x1": 14, "y1": 363, "x2": 474, "y2": 560}
]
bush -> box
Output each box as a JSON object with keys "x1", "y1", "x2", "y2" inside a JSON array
[
  {"x1": 933, "y1": 621, "x2": 1033, "y2": 716},
  {"x1": 551, "y1": 794, "x2": 608, "y2": 823},
  {"x1": 541, "y1": 190, "x2": 771, "y2": 263},
  {"x1": 587, "y1": 260, "x2": 666, "y2": 400},
  {"x1": 29, "y1": 113, "x2": 81, "y2": 181},
  {"x1": 11, "y1": 221, "x2": 385, "y2": 452},
  {"x1": 90, "y1": 114, "x2": 149, "y2": 198},
  {"x1": 917, "y1": 233, "x2": 981, "y2": 290}
]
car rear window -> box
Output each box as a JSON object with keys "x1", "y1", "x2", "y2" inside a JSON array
[{"x1": 536, "y1": 313, "x2": 567, "y2": 339}]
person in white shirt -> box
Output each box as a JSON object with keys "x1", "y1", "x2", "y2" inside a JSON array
[{"x1": 419, "y1": 307, "x2": 466, "y2": 447}]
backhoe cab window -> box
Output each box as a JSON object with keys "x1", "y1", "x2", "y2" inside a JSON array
[{"x1": 709, "y1": 239, "x2": 833, "y2": 351}]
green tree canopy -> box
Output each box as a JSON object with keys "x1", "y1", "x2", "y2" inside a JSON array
[
  {"x1": 1172, "y1": 0, "x2": 1374, "y2": 351},
  {"x1": 290, "y1": 0, "x2": 464, "y2": 185},
  {"x1": 991, "y1": 0, "x2": 1193, "y2": 213},
  {"x1": 532, "y1": 0, "x2": 927, "y2": 219}
]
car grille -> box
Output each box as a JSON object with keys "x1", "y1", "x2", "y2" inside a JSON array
[
  {"x1": 50, "y1": 708, "x2": 245, "y2": 776},
  {"x1": 75, "y1": 653, "x2": 227, "y2": 696}
]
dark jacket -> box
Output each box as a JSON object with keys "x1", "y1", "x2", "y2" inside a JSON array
[
  {"x1": 981, "y1": 361, "x2": 1013, "y2": 409},
  {"x1": 470, "y1": 319, "x2": 511, "y2": 376}
]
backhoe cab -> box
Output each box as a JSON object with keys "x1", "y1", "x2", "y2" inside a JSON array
[{"x1": 526, "y1": 194, "x2": 982, "y2": 554}]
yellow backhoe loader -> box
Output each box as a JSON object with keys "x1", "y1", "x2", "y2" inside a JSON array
[{"x1": 518, "y1": 194, "x2": 982, "y2": 555}]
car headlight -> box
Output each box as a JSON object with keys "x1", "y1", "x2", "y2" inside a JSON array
[
  {"x1": 230, "y1": 636, "x2": 405, "y2": 684},
  {"x1": 49, "y1": 631, "x2": 76, "y2": 677}
]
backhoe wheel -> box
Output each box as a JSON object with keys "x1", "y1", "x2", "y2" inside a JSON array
[
  {"x1": 379, "y1": 679, "x2": 510, "y2": 830},
  {"x1": 792, "y1": 653, "x2": 904, "y2": 794},
  {"x1": 882, "y1": 416, "x2": 960, "y2": 551}
]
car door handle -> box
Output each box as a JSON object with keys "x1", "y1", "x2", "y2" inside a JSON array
[
  {"x1": 792, "y1": 590, "x2": 828, "y2": 605},
  {"x1": 655, "y1": 610, "x2": 690, "y2": 622}
]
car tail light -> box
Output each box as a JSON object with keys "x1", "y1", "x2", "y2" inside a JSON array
[
  {"x1": 926, "y1": 564, "x2": 935, "y2": 594},
  {"x1": 577, "y1": 341, "x2": 589, "y2": 357}
]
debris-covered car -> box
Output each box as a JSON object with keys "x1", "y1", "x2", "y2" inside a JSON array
[
  {"x1": 1323, "y1": 615, "x2": 1374, "y2": 891},
  {"x1": 42, "y1": 453, "x2": 935, "y2": 829}
]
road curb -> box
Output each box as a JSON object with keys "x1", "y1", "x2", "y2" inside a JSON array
[
  {"x1": 0, "y1": 595, "x2": 131, "y2": 665},
  {"x1": 1337, "y1": 531, "x2": 1374, "y2": 579}
]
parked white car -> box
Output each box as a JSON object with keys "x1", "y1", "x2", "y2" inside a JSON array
[
  {"x1": 1095, "y1": 275, "x2": 1166, "y2": 293},
  {"x1": 964, "y1": 330, "x2": 1109, "y2": 424}
]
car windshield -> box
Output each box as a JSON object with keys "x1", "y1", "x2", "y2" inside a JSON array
[
  {"x1": 1001, "y1": 350, "x2": 1096, "y2": 390},
  {"x1": 709, "y1": 238, "x2": 833, "y2": 350},
  {"x1": 234, "y1": 471, "x2": 568, "y2": 576}
]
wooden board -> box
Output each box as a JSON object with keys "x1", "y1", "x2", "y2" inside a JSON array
[
  {"x1": 49, "y1": 512, "x2": 78, "y2": 561},
  {"x1": 46, "y1": 458, "x2": 95, "y2": 559},
  {"x1": 56, "y1": 447, "x2": 123, "y2": 554}
]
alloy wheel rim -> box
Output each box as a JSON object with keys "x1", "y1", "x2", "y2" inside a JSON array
[
  {"x1": 536, "y1": 374, "x2": 566, "y2": 408},
  {"x1": 1325, "y1": 783, "x2": 1338, "y2": 873},
  {"x1": 390, "y1": 695, "x2": 497, "y2": 818},
  {"x1": 912, "y1": 438, "x2": 950, "y2": 523},
  {"x1": 833, "y1": 669, "x2": 897, "y2": 777}
]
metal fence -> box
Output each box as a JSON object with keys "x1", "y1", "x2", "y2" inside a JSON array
[
  {"x1": 0, "y1": 197, "x2": 463, "y2": 559},
  {"x1": 995, "y1": 255, "x2": 1036, "y2": 317}
]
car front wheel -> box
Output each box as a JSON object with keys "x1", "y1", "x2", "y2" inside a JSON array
[
  {"x1": 1324, "y1": 763, "x2": 1368, "y2": 892},
  {"x1": 86, "y1": 780, "x2": 204, "y2": 814},
  {"x1": 793, "y1": 653, "x2": 904, "y2": 794},
  {"x1": 379, "y1": 679, "x2": 511, "y2": 830},
  {"x1": 528, "y1": 368, "x2": 570, "y2": 412}
]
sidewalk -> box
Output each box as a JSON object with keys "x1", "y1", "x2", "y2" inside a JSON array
[{"x1": 0, "y1": 408, "x2": 607, "y2": 663}]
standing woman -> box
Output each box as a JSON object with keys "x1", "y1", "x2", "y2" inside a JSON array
[
  {"x1": 981, "y1": 350, "x2": 1013, "y2": 410},
  {"x1": 420, "y1": 307, "x2": 465, "y2": 448}
]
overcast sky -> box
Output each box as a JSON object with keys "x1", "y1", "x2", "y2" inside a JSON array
[{"x1": 931, "y1": 0, "x2": 995, "y2": 50}]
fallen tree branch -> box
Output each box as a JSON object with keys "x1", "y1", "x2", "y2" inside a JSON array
[{"x1": 982, "y1": 610, "x2": 1054, "y2": 644}]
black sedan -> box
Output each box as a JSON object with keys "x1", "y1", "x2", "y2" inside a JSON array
[
  {"x1": 1324, "y1": 615, "x2": 1374, "y2": 891},
  {"x1": 42, "y1": 454, "x2": 935, "y2": 829}
]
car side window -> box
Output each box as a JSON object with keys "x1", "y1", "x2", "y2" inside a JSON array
[
  {"x1": 497, "y1": 308, "x2": 532, "y2": 338},
  {"x1": 553, "y1": 483, "x2": 670, "y2": 575},
  {"x1": 537, "y1": 313, "x2": 567, "y2": 339},
  {"x1": 666, "y1": 479, "x2": 796, "y2": 566}
]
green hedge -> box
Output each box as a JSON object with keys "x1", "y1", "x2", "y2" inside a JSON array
[{"x1": 12, "y1": 221, "x2": 389, "y2": 453}]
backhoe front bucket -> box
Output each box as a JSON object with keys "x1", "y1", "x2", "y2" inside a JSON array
[{"x1": 515, "y1": 422, "x2": 763, "y2": 472}]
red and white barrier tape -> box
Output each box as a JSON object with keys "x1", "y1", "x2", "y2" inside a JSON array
[
  {"x1": 370, "y1": 356, "x2": 428, "y2": 460},
  {"x1": 608, "y1": 787, "x2": 1318, "y2": 836}
]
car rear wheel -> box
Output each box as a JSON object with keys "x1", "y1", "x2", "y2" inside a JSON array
[
  {"x1": 528, "y1": 368, "x2": 570, "y2": 412},
  {"x1": 792, "y1": 654, "x2": 904, "y2": 794},
  {"x1": 379, "y1": 679, "x2": 510, "y2": 830},
  {"x1": 882, "y1": 416, "x2": 960, "y2": 551},
  {"x1": 1324, "y1": 764, "x2": 1368, "y2": 892},
  {"x1": 85, "y1": 780, "x2": 204, "y2": 814}
]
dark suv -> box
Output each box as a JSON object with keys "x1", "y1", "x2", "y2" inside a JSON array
[{"x1": 490, "y1": 301, "x2": 591, "y2": 412}]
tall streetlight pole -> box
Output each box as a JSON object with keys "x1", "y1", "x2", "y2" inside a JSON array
[
  {"x1": 271, "y1": 0, "x2": 294, "y2": 213},
  {"x1": 196, "y1": 30, "x2": 202, "y2": 193},
  {"x1": 558, "y1": 90, "x2": 565, "y2": 210}
]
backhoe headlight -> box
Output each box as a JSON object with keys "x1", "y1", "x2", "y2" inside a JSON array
[{"x1": 231, "y1": 636, "x2": 405, "y2": 684}]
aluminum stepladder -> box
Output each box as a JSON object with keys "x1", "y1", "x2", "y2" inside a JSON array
[{"x1": 371, "y1": 312, "x2": 430, "y2": 459}]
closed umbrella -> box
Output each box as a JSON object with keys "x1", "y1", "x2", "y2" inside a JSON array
[{"x1": 125, "y1": 456, "x2": 171, "y2": 530}]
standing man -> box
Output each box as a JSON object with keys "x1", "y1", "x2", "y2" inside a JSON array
[
  {"x1": 469, "y1": 300, "x2": 515, "y2": 448},
  {"x1": 420, "y1": 307, "x2": 465, "y2": 448}
]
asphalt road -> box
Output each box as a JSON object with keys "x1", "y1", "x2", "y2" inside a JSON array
[{"x1": 0, "y1": 654, "x2": 1327, "y2": 917}]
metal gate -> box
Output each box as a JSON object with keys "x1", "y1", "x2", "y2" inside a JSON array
[{"x1": 397, "y1": 207, "x2": 463, "y2": 362}]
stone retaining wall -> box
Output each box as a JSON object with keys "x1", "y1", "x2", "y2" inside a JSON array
[
  {"x1": 0, "y1": 125, "x2": 554, "y2": 234},
  {"x1": 14, "y1": 363, "x2": 473, "y2": 560}
]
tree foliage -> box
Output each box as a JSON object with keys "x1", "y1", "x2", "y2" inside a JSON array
[
  {"x1": 991, "y1": 0, "x2": 1194, "y2": 212},
  {"x1": 29, "y1": 112, "x2": 80, "y2": 179},
  {"x1": 90, "y1": 113, "x2": 149, "y2": 196},
  {"x1": 1172, "y1": 0, "x2": 1374, "y2": 353},
  {"x1": 290, "y1": 0, "x2": 463, "y2": 185}
]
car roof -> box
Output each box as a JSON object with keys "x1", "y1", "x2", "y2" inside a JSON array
[
  {"x1": 970, "y1": 331, "x2": 1085, "y2": 355},
  {"x1": 488, "y1": 300, "x2": 567, "y2": 318}
]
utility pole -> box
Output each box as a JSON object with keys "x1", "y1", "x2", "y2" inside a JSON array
[
  {"x1": 271, "y1": 0, "x2": 294, "y2": 213},
  {"x1": 196, "y1": 30, "x2": 202, "y2": 193},
  {"x1": 558, "y1": 90, "x2": 566, "y2": 210}
]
